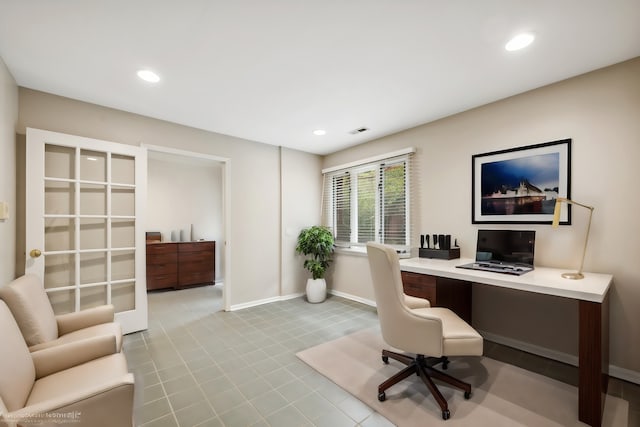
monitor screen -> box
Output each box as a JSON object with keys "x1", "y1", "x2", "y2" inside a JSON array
[{"x1": 475, "y1": 230, "x2": 536, "y2": 266}]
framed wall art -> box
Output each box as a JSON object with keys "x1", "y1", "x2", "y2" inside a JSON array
[{"x1": 472, "y1": 139, "x2": 571, "y2": 224}]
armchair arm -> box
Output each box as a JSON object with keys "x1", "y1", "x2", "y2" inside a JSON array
[
  {"x1": 404, "y1": 294, "x2": 430, "y2": 309},
  {"x1": 56, "y1": 305, "x2": 115, "y2": 335},
  {"x1": 2, "y1": 374, "x2": 134, "y2": 426},
  {"x1": 32, "y1": 335, "x2": 118, "y2": 379}
]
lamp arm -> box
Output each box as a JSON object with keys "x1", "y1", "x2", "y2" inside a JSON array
[
  {"x1": 557, "y1": 197, "x2": 594, "y2": 211},
  {"x1": 576, "y1": 206, "x2": 594, "y2": 276}
]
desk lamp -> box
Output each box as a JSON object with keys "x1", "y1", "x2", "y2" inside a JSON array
[{"x1": 552, "y1": 197, "x2": 594, "y2": 280}]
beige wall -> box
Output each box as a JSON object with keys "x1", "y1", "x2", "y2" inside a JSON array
[
  {"x1": 324, "y1": 57, "x2": 640, "y2": 379},
  {"x1": 0, "y1": 57, "x2": 18, "y2": 284},
  {"x1": 280, "y1": 147, "x2": 323, "y2": 296},
  {"x1": 16, "y1": 88, "x2": 322, "y2": 307}
]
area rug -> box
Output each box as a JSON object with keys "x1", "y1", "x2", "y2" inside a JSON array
[{"x1": 296, "y1": 329, "x2": 628, "y2": 426}]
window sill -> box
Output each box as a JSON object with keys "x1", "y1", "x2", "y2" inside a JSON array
[{"x1": 334, "y1": 246, "x2": 412, "y2": 259}]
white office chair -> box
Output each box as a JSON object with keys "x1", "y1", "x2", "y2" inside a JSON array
[{"x1": 366, "y1": 242, "x2": 483, "y2": 420}]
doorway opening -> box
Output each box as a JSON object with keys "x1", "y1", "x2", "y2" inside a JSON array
[{"x1": 144, "y1": 144, "x2": 231, "y2": 311}]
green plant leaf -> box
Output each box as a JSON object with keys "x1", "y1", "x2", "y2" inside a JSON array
[{"x1": 296, "y1": 226, "x2": 334, "y2": 279}]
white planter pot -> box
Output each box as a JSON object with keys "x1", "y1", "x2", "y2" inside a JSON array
[{"x1": 306, "y1": 278, "x2": 327, "y2": 303}]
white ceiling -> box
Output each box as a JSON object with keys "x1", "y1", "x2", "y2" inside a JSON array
[{"x1": 1, "y1": 1, "x2": 639, "y2": 155}]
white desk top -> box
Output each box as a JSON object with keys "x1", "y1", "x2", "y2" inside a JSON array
[{"x1": 399, "y1": 257, "x2": 612, "y2": 303}]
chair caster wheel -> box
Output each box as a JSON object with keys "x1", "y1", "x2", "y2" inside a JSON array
[
  {"x1": 442, "y1": 360, "x2": 449, "y2": 370},
  {"x1": 378, "y1": 391, "x2": 386, "y2": 402},
  {"x1": 442, "y1": 409, "x2": 450, "y2": 420},
  {"x1": 382, "y1": 355, "x2": 389, "y2": 364},
  {"x1": 464, "y1": 391, "x2": 471, "y2": 399}
]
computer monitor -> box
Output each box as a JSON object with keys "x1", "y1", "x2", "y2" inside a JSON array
[{"x1": 476, "y1": 229, "x2": 536, "y2": 266}]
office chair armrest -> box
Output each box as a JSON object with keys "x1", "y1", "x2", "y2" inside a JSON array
[
  {"x1": 56, "y1": 305, "x2": 115, "y2": 335},
  {"x1": 404, "y1": 294, "x2": 430, "y2": 309},
  {"x1": 31, "y1": 335, "x2": 118, "y2": 379}
]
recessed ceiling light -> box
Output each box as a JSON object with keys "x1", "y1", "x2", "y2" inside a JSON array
[
  {"x1": 313, "y1": 129, "x2": 326, "y2": 136},
  {"x1": 505, "y1": 33, "x2": 535, "y2": 51},
  {"x1": 137, "y1": 69, "x2": 160, "y2": 83}
]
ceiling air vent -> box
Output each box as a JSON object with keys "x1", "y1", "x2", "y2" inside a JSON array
[{"x1": 349, "y1": 127, "x2": 369, "y2": 135}]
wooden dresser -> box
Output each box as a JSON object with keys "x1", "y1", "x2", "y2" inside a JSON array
[{"x1": 146, "y1": 241, "x2": 215, "y2": 291}]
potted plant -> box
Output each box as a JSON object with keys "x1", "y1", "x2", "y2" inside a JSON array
[{"x1": 296, "y1": 225, "x2": 335, "y2": 303}]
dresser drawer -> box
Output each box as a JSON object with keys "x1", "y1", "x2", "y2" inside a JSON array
[
  {"x1": 178, "y1": 241, "x2": 214, "y2": 254},
  {"x1": 147, "y1": 261, "x2": 177, "y2": 276},
  {"x1": 147, "y1": 242, "x2": 178, "y2": 256},
  {"x1": 146, "y1": 252, "x2": 177, "y2": 266},
  {"x1": 147, "y1": 274, "x2": 178, "y2": 290},
  {"x1": 179, "y1": 250, "x2": 213, "y2": 264},
  {"x1": 178, "y1": 270, "x2": 214, "y2": 286}
]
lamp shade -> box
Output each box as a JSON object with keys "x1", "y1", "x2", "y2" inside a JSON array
[{"x1": 552, "y1": 198, "x2": 564, "y2": 227}]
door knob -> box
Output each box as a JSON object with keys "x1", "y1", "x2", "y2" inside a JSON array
[{"x1": 30, "y1": 249, "x2": 42, "y2": 258}]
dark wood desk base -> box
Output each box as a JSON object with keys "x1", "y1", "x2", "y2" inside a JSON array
[
  {"x1": 400, "y1": 271, "x2": 472, "y2": 324},
  {"x1": 579, "y1": 297, "x2": 609, "y2": 427},
  {"x1": 401, "y1": 271, "x2": 609, "y2": 427}
]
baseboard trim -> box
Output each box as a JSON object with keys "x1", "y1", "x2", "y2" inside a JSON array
[
  {"x1": 230, "y1": 296, "x2": 282, "y2": 311},
  {"x1": 328, "y1": 289, "x2": 377, "y2": 307},
  {"x1": 479, "y1": 329, "x2": 579, "y2": 366},
  {"x1": 229, "y1": 292, "x2": 305, "y2": 311},
  {"x1": 609, "y1": 365, "x2": 640, "y2": 385},
  {"x1": 479, "y1": 329, "x2": 640, "y2": 385},
  {"x1": 280, "y1": 292, "x2": 305, "y2": 301}
]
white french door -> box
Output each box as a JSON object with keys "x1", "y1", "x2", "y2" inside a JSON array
[{"x1": 25, "y1": 128, "x2": 148, "y2": 334}]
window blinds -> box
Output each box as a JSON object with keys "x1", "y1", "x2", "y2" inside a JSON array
[{"x1": 321, "y1": 148, "x2": 417, "y2": 250}]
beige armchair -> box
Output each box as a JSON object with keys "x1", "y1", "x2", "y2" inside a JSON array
[
  {"x1": 0, "y1": 274, "x2": 122, "y2": 352},
  {"x1": 0, "y1": 300, "x2": 134, "y2": 427},
  {"x1": 366, "y1": 243, "x2": 483, "y2": 420}
]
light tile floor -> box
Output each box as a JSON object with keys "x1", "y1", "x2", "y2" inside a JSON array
[{"x1": 124, "y1": 285, "x2": 639, "y2": 427}]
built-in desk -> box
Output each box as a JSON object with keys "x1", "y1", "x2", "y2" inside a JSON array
[{"x1": 399, "y1": 257, "x2": 612, "y2": 427}]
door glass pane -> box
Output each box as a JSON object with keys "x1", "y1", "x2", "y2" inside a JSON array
[
  {"x1": 80, "y1": 252, "x2": 107, "y2": 284},
  {"x1": 112, "y1": 250, "x2": 135, "y2": 281},
  {"x1": 80, "y1": 218, "x2": 106, "y2": 249},
  {"x1": 112, "y1": 186, "x2": 135, "y2": 216},
  {"x1": 45, "y1": 217, "x2": 75, "y2": 252},
  {"x1": 112, "y1": 154, "x2": 135, "y2": 185},
  {"x1": 45, "y1": 144, "x2": 75, "y2": 179},
  {"x1": 112, "y1": 281, "x2": 135, "y2": 312},
  {"x1": 80, "y1": 150, "x2": 107, "y2": 182},
  {"x1": 48, "y1": 289, "x2": 75, "y2": 314},
  {"x1": 45, "y1": 181, "x2": 75, "y2": 215},
  {"x1": 80, "y1": 285, "x2": 108, "y2": 310},
  {"x1": 80, "y1": 183, "x2": 107, "y2": 215},
  {"x1": 112, "y1": 219, "x2": 135, "y2": 248},
  {"x1": 44, "y1": 254, "x2": 75, "y2": 289}
]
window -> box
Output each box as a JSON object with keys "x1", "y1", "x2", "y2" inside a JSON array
[{"x1": 322, "y1": 149, "x2": 415, "y2": 250}]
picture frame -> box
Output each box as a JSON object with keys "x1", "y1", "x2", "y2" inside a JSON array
[{"x1": 472, "y1": 139, "x2": 571, "y2": 224}]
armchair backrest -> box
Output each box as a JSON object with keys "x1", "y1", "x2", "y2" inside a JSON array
[
  {"x1": 0, "y1": 301, "x2": 36, "y2": 412},
  {"x1": 366, "y1": 242, "x2": 444, "y2": 356},
  {"x1": 0, "y1": 274, "x2": 58, "y2": 346}
]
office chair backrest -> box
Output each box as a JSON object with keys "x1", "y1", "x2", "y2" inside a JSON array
[{"x1": 366, "y1": 242, "x2": 444, "y2": 356}]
